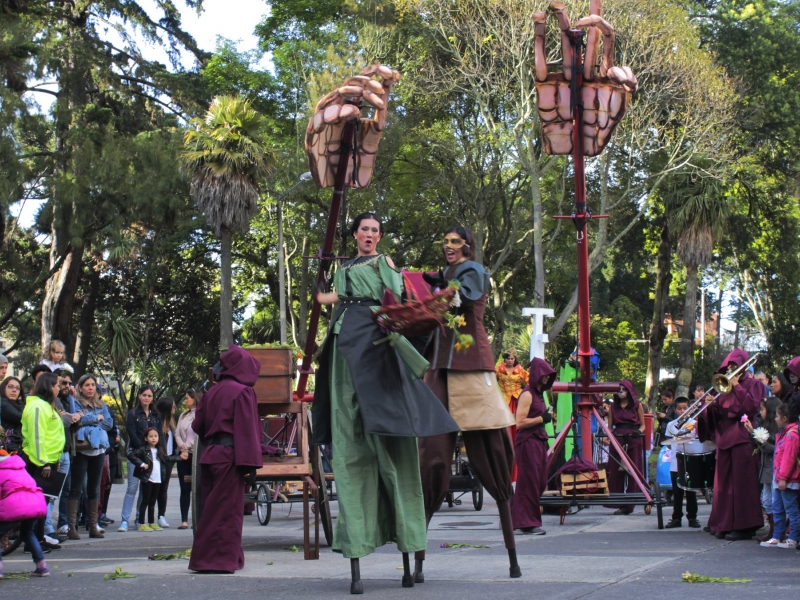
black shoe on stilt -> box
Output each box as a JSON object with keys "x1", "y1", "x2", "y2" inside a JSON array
[
  {"x1": 401, "y1": 552, "x2": 414, "y2": 588},
  {"x1": 413, "y1": 557, "x2": 424, "y2": 584},
  {"x1": 508, "y1": 548, "x2": 521, "y2": 578},
  {"x1": 350, "y1": 558, "x2": 363, "y2": 595}
]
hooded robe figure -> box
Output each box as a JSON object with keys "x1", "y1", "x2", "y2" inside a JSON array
[
  {"x1": 784, "y1": 357, "x2": 800, "y2": 416},
  {"x1": 698, "y1": 349, "x2": 764, "y2": 538},
  {"x1": 511, "y1": 358, "x2": 556, "y2": 532},
  {"x1": 605, "y1": 380, "x2": 645, "y2": 513},
  {"x1": 189, "y1": 345, "x2": 262, "y2": 573}
]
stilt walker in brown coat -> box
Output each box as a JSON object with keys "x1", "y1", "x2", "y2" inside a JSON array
[{"x1": 416, "y1": 225, "x2": 520, "y2": 581}]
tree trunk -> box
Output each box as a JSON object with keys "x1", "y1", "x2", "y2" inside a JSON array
[
  {"x1": 491, "y1": 281, "x2": 505, "y2": 357},
  {"x1": 219, "y1": 227, "x2": 234, "y2": 350},
  {"x1": 297, "y1": 208, "x2": 312, "y2": 345},
  {"x1": 73, "y1": 263, "x2": 100, "y2": 378},
  {"x1": 531, "y1": 169, "x2": 545, "y2": 307},
  {"x1": 645, "y1": 224, "x2": 673, "y2": 410},
  {"x1": 41, "y1": 240, "x2": 84, "y2": 359},
  {"x1": 714, "y1": 286, "x2": 723, "y2": 360},
  {"x1": 675, "y1": 263, "x2": 698, "y2": 398}
]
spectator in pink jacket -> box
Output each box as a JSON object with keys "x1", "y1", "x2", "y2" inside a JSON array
[
  {"x1": 0, "y1": 449, "x2": 50, "y2": 577},
  {"x1": 759, "y1": 403, "x2": 800, "y2": 549}
]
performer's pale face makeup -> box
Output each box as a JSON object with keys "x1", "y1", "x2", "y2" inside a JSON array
[
  {"x1": 618, "y1": 385, "x2": 628, "y2": 399},
  {"x1": 790, "y1": 373, "x2": 799, "y2": 386},
  {"x1": 354, "y1": 218, "x2": 381, "y2": 256}
]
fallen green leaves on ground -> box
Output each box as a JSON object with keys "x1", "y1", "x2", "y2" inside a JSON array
[
  {"x1": 283, "y1": 545, "x2": 301, "y2": 552},
  {"x1": 104, "y1": 566, "x2": 136, "y2": 580},
  {"x1": 148, "y1": 549, "x2": 192, "y2": 560},
  {"x1": 3, "y1": 572, "x2": 30, "y2": 580},
  {"x1": 682, "y1": 572, "x2": 752, "y2": 583},
  {"x1": 439, "y1": 543, "x2": 489, "y2": 549}
]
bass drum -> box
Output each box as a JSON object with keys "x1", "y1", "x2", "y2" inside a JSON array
[{"x1": 676, "y1": 451, "x2": 715, "y2": 493}]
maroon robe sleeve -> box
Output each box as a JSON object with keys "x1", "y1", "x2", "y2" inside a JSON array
[{"x1": 233, "y1": 387, "x2": 263, "y2": 468}]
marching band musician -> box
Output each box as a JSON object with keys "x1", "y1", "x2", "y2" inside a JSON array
[
  {"x1": 663, "y1": 397, "x2": 711, "y2": 529},
  {"x1": 698, "y1": 349, "x2": 764, "y2": 541}
]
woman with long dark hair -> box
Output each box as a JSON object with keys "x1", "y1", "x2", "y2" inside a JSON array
[
  {"x1": 119, "y1": 385, "x2": 161, "y2": 532},
  {"x1": 313, "y1": 212, "x2": 458, "y2": 593},
  {"x1": 746, "y1": 397, "x2": 782, "y2": 542},
  {"x1": 417, "y1": 225, "x2": 520, "y2": 580},
  {"x1": 155, "y1": 396, "x2": 184, "y2": 528},
  {"x1": 66, "y1": 374, "x2": 113, "y2": 540},
  {"x1": 1, "y1": 376, "x2": 25, "y2": 452},
  {"x1": 175, "y1": 390, "x2": 200, "y2": 529}
]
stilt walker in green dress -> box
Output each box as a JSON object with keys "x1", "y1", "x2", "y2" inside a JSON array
[{"x1": 313, "y1": 213, "x2": 459, "y2": 594}]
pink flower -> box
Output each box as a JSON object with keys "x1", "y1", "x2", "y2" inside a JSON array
[{"x1": 741, "y1": 414, "x2": 749, "y2": 423}]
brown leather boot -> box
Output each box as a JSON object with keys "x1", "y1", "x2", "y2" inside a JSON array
[
  {"x1": 67, "y1": 499, "x2": 81, "y2": 540},
  {"x1": 88, "y1": 499, "x2": 105, "y2": 538},
  {"x1": 756, "y1": 514, "x2": 774, "y2": 543}
]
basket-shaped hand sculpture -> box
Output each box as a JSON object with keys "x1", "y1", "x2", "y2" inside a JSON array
[{"x1": 373, "y1": 281, "x2": 456, "y2": 338}]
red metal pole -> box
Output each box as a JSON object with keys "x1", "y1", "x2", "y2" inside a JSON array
[
  {"x1": 566, "y1": 29, "x2": 594, "y2": 463},
  {"x1": 295, "y1": 116, "x2": 358, "y2": 400}
]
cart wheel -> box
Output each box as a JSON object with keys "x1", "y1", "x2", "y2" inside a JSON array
[
  {"x1": 1, "y1": 535, "x2": 23, "y2": 556},
  {"x1": 191, "y1": 438, "x2": 204, "y2": 536},
  {"x1": 314, "y1": 446, "x2": 334, "y2": 547},
  {"x1": 256, "y1": 484, "x2": 272, "y2": 526},
  {"x1": 704, "y1": 489, "x2": 713, "y2": 505},
  {"x1": 472, "y1": 485, "x2": 484, "y2": 511},
  {"x1": 644, "y1": 504, "x2": 652, "y2": 515},
  {"x1": 446, "y1": 492, "x2": 454, "y2": 508},
  {"x1": 653, "y1": 481, "x2": 664, "y2": 529}
]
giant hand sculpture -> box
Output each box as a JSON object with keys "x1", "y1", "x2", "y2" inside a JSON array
[
  {"x1": 534, "y1": 1, "x2": 638, "y2": 156},
  {"x1": 305, "y1": 65, "x2": 401, "y2": 189}
]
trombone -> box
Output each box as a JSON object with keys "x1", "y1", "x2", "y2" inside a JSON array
[{"x1": 673, "y1": 353, "x2": 760, "y2": 428}]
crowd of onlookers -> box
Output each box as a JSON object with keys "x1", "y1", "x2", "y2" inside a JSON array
[{"x1": 0, "y1": 341, "x2": 201, "y2": 578}]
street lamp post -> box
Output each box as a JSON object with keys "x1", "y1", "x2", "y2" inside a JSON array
[{"x1": 278, "y1": 172, "x2": 312, "y2": 345}]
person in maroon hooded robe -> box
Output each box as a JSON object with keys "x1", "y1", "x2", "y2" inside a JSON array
[
  {"x1": 511, "y1": 357, "x2": 556, "y2": 535},
  {"x1": 605, "y1": 380, "x2": 645, "y2": 514},
  {"x1": 698, "y1": 349, "x2": 764, "y2": 540},
  {"x1": 189, "y1": 345, "x2": 263, "y2": 573},
  {"x1": 784, "y1": 356, "x2": 800, "y2": 415}
]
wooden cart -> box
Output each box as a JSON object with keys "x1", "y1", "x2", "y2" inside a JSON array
[{"x1": 191, "y1": 347, "x2": 332, "y2": 560}]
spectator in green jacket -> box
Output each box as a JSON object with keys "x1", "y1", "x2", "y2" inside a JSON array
[{"x1": 22, "y1": 372, "x2": 65, "y2": 470}]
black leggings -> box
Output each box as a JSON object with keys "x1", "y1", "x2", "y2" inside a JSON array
[
  {"x1": 176, "y1": 457, "x2": 192, "y2": 522},
  {"x1": 69, "y1": 453, "x2": 105, "y2": 500},
  {"x1": 139, "y1": 480, "x2": 162, "y2": 525}
]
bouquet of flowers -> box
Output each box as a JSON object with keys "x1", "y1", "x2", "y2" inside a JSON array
[{"x1": 373, "y1": 278, "x2": 460, "y2": 338}]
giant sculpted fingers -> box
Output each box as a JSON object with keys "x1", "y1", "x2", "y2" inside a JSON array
[
  {"x1": 306, "y1": 65, "x2": 401, "y2": 188},
  {"x1": 534, "y1": 2, "x2": 636, "y2": 156}
]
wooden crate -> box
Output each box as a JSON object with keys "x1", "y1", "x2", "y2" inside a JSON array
[
  {"x1": 559, "y1": 469, "x2": 609, "y2": 497},
  {"x1": 244, "y1": 347, "x2": 295, "y2": 403}
]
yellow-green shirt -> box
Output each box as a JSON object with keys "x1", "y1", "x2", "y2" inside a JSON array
[{"x1": 21, "y1": 395, "x2": 66, "y2": 466}]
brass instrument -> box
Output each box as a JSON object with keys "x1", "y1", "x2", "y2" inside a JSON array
[{"x1": 674, "y1": 353, "x2": 760, "y2": 428}]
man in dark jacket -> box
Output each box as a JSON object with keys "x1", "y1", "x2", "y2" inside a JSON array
[{"x1": 189, "y1": 345, "x2": 263, "y2": 573}]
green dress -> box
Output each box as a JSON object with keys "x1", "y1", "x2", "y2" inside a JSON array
[{"x1": 328, "y1": 254, "x2": 427, "y2": 558}]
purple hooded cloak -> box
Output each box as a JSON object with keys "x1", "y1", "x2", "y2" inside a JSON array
[
  {"x1": 189, "y1": 345, "x2": 263, "y2": 573},
  {"x1": 699, "y1": 348, "x2": 763, "y2": 533},
  {"x1": 606, "y1": 380, "x2": 644, "y2": 512},
  {"x1": 511, "y1": 358, "x2": 556, "y2": 529}
]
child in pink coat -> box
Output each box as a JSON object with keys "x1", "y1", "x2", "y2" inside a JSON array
[
  {"x1": 759, "y1": 403, "x2": 800, "y2": 549},
  {"x1": 0, "y1": 449, "x2": 50, "y2": 577}
]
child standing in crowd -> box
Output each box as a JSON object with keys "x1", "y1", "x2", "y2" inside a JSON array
[
  {"x1": 663, "y1": 398, "x2": 706, "y2": 529},
  {"x1": 760, "y1": 403, "x2": 800, "y2": 549},
  {"x1": 129, "y1": 427, "x2": 173, "y2": 532},
  {"x1": 746, "y1": 398, "x2": 782, "y2": 542},
  {"x1": 0, "y1": 449, "x2": 50, "y2": 577},
  {"x1": 39, "y1": 340, "x2": 73, "y2": 374}
]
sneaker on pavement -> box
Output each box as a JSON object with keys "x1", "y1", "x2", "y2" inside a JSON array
[
  {"x1": 32, "y1": 560, "x2": 50, "y2": 577},
  {"x1": 99, "y1": 514, "x2": 114, "y2": 525},
  {"x1": 530, "y1": 527, "x2": 546, "y2": 535},
  {"x1": 157, "y1": 516, "x2": 170, "y2": 528},
  {"x1": 43, "y1": 535, "x2": 60, "y2": 546},
  {"x1": 150, "y1": 523, "x2": 163, "y2": 531},
  {"x1": 688, "y1": 519, "x2": 701, "y2": 528},
  {"x1": 664, "y1": 519, "x2": 682, "y2": 529},
  {"x1": 777, "y1": 539, "x2": 797, "y2": 549},
  {"x1": 760, "y1": 538, "x2": 782, "y2": 547},
  {"x1": 57, "y1": 524, "x2": 69, "y2": 536},
  {"x1": 138, "y1": 524, "x2": 153, "y2": 532},
  {"x1": 118, "y1": 521, "x2": 128, "y2": 532},
  {"x1": 24, "y1": 544, "x2": 51, "y2": 554}
]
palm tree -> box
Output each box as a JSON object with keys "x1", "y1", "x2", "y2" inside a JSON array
[
  {"x1": 182, "y1": 95, "x2": 275, "y2": 349},
  {"x1": 671, "y1": 170, "x2": 726, "y2": 398}
]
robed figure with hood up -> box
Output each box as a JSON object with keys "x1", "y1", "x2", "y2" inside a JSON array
[
  {"x1": 698, "y1": 349, "x2": 764, "y2": 540},
  {"x1": 511, "y1": 358, "x2": 556, "y2": 535},
  {"x1": 784, "y1": 356, "x2": 800, "y2": 415},
  {"x1": 605, "y1": 380, "x2": 645, "y2": 514},
  {"x1": 189, "y1": 345, "x2": 263, "y2": 573}
]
